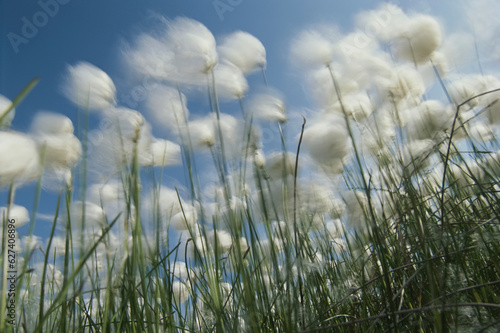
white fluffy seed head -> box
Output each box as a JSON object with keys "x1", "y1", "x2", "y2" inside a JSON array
[
  {"x1": 254, "y1": 149, "x2": 266, "y2": 168},
  {"x1": 0, "y1": 95, "x2": 15, "y2": 128},
  {"x1": 145, "y1": 85, "x2": 189, "y2": 130},
  {"x1": 218, "y1": 31, "x2": 267, "y2": 74},
  {"x1": 143, "y1": 139, "x2": 181, "y2": 167},
  {"x1": 405, "y1": 100, "x2": 453, "y2": 142},
  {"x1": 88, "y1": 180, "x2": 124, "y2": 204},
  {"x1": 172, "y1": 281, "x2": 190, "y2": 304},
  {"x1": 62, "y1": 62, "x2": 116, "y2": 111},
  {"x1": 30, "y1": 111, "x2": 74, "y2": 135},
  {"x1": 380, "y1": 66, "x2": 426, "y2": 102},
  {"x1": 330, "y1": 92, "x2": 374, "y2": 120},
  {"x1": 0, "y1": 131, "x2": 41, "y2": 188},
  {"x1": 214, "y1": 61, "x2": 249, "y2": 100},
  {"x1": 66, "y1": 201, "x2": 107, "y2": 228},
  {"x1": 35, "y1": 133, "x2": 82, "y2": 170},
  {"x1": 394, "y1": 15, "x2": 442, "y2": 64},
  {"x1": 0, "y1": 205, "x2": 30, "y2": 227},
  {"x1": 355, "y1": 3, "x2": 408, "y2": 43},
  {"x1": 186, "y1": 116, "x2": 215, "y2": 149},
  {"x1": 302, "y1": 113, "x2": 349, "y2": 174},
  {"x1": 166, "y1": 17, "x2": 218, "y2": 74},
  {"x1": 247, "y1": 91, "x2": 287, "y2": 123},
  {"x1": 170, "y1": 205, "x2": 198, "y2": 231},
  {"x1": 290, "y1": 29, "x2": 334, "y2": 68},
  {"x1": 403, "y1": 139, "x2": 435, "y2": 174},
  {"x1": 265, "y1": 152, "x2": 296, "y2": 179}
]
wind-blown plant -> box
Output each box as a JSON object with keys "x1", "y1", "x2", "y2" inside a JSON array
[{"x1": 2, "y1": 4, "x2": 500, "y2": 332}]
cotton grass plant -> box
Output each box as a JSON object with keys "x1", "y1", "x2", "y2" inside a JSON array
[{"x1": 2, "y1": 4, "x2": 500, "y2": 332}]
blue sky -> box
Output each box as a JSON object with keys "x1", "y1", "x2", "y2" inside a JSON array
[{"x1": 1, "y1": 0, "x2": 496, "y2": 242}]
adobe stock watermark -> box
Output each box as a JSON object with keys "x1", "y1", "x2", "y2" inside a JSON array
[
  {"x1": 7, "y1": 0, "x2": 71, "y2": 54},
  {"x1": 213, "y1": 0, "x2": 243, "y2": 21}
]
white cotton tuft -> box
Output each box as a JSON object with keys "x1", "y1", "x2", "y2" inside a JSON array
[
  {"x1": 302, "y1": 113, "x2": 349, "y2": 174},
  {"x1": 325, "y1": 219, "x2": 344, "y2": 240},
  {"x1": 0, "y1": 131, "x2": 40, "y2": 188},
  {"x1": 394, "y1": 15, "x2": 442, "y2": 64},
  {"x1": 290, "y1": 30, "x2": 335, "y2": 68},
  {"x1": 344, "y1": 190, "x2": 369, "y2": 232},
  {"x1": 30, "y1": 112, "x2": 74, "y2": 135},
  {"x1": 330, "y1": 92, "x2": 374, "y2": 120},
  {"x1": 476, "y1": 76, "x2": 500, "y2": 124},
  {"x1": 246, "y1": 91, "x2": 286, "y2": 123},
  {"x1": 217, "y1": 113, "x2": 243, "y2": 156},
  {"x1": 218, "y1": 31, "x2": 267, "y2": 74},
  {"x1": 170, "y1": 205, "x2": 198, "y2": 231},
  {"x1": 208, "y1": 229, "x2": 233, "y2": 253},
  {"x1": 0, "y1": 205, "x2": 30, "y2": 228},
  {"x1": 62, "y1": 62, "x2": 116, "y2": 111},
  {"x1": 361, "y1": 107, "x2": 396, "y2": 154},
  {"x1": 35, "y1": 133, "x2": 82, "y2": 170},
  {"x1": 94, "y1": 108, "x2": 153, "y2": 170},
  {"x1": 0, "y1": 95, "x2": 15, "y2": 128},
  {"x1": 254, "y1": 149, "x2": 266, "y2": 168},
  {"x1": 66, "y1": 201, "x2": 107, "y2": 228},
  {"x1": 144, "y1": 186, "x2": 185, "y2": 220},
  {"x1": 440, "y1": 33, "x2": 475, "y2": 71},
  {"x1": 306, "y1": 67, "x2": 359, "y2": 109},
  {"x1": 403, "y1": 139, "x2": 435, "y2": 174},
  {"x1": 170, "y1": 261, "x2": 189, "y2": 279},
  {"x1": 172, "y1": 281, "x2": 190, "y2": 304},
  {"x1": 355, "y1": 3, "x2": 408, "y2": 43},
  {"x1": 265, "y1": 152, "x2": 296, "y2": 179},
  {"x1": 405, "y1": 100, "x2": 453, "y2": 142},
  {"x1": 143, "y1": 139, "x2": 181, "y2": 167},
  {"x1": 124, "y1": 33, "x2": 175, "y2": 81},
  {"x1": 87, "y1": 180, "x2": 124, "y2": 204},
  {"x1": 448, "y1": 75, "x2": 483, "y2": 108},
  {"x1": 145, "y1": 85, "x2": 189, "y2": 130},
  {"x1": 214, "y1": 61, "x2": 248, "y2": 100},
  {"x1": 185, "y1": 118, "x2": 214, "y2": 149},
  {"x1": 378, "y1": 66, "x2": 425, "y2": 102},
  {"x1": 166, "y1": 17, "x2": 218, "y2": 74}
]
